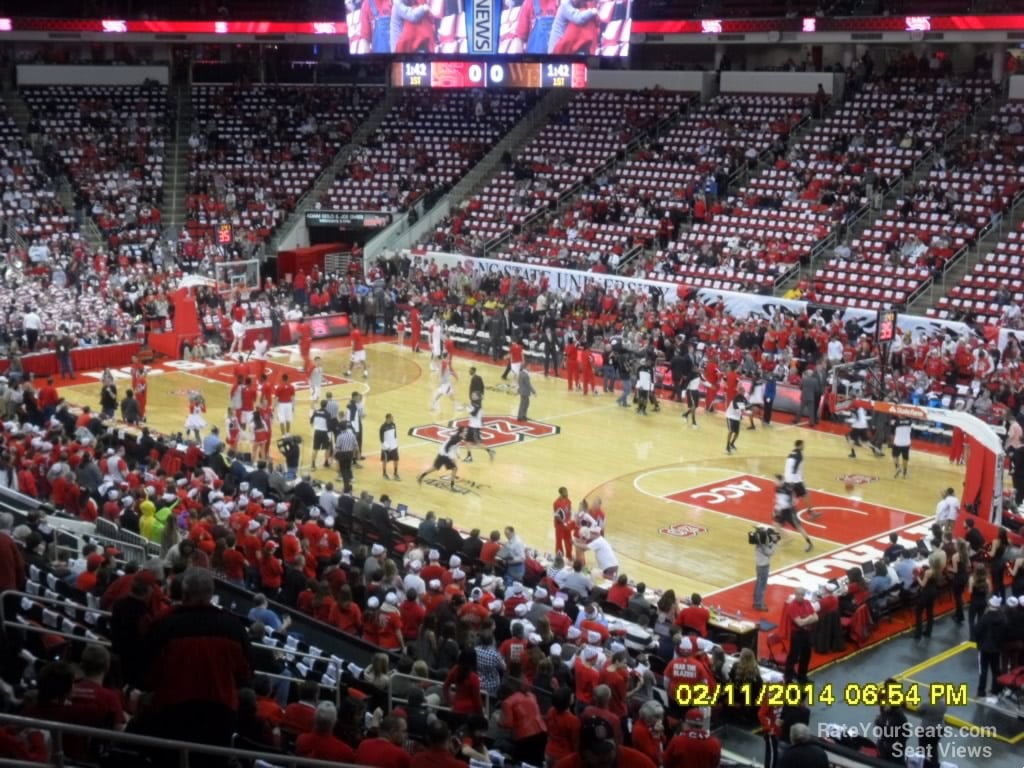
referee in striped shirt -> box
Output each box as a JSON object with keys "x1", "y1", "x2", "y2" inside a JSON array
[
  {"x1": 324, "y1": 392, "x2": 341, "y2": 441},
  {"x1": 334, "y1": 421, "x2": 358, "y2": 493}
]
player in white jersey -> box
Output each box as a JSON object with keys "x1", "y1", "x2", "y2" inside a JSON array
[
  {"x1": 430, "y1": 318, "x2": 444, "y2": 370},
  {"x1": 379, "y1": 413, "x2": 400, "y2": 480},
  {"x1": 784, "y1": 439, "x2": 818, "y2": 520},
  {"x1": 891, "y1": 417, "x2": 913, "y2": 477},
  {"x1": 251, "y1": 335, "x2": 269, "y2": 361},
  {"x1": 463, "y1": 394, "x2": 495, "y2": 463},
  {"x1": 845, "y1": 404, "x2": 882, "y2": 459},
  {"x1": 935, "y1": 487, "x2": 959, "y2": 533},
  {"x1": 725, "y1": 393, "x2": 748, "y2": 454},
  {"x1": 772, "y1": 475, "x2": 813, "y2": 551},
  {"x1": 432, "y1": 353, "x2": 458, "y2": 412},
  {"x1": 308, "y1": 357, "x2": 325, "y2": 403}
]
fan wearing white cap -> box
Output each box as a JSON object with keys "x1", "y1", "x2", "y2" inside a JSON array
[
  {"x1": 666, "y1": 635, "x2": 717, "y2": 710},
  {"x1": 366, "y1": 592, "x2": 406, "y2": 653},
  {"x1": 976, "y1": 595, "x2": 1007, "y2": 700},
  {"x1": 664, "y1": 707, "x2": 721, "y2": 766},
  {"x1": 403, "y1": 560, "x2": 426, "y2": 596},
  {"x1": 547, "y1": 597, "x2": 572, "y2": 639}
]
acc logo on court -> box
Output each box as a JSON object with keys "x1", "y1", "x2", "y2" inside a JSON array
[
  {"x1": 837, "y1": 474, "x2": 878, "y2": 486},
  {"x1": 409, "y1": 417, "x2": 560, "y2": 448},
  {"x1": 659, "y1": 523, "x2": 708, "y2": 538}
]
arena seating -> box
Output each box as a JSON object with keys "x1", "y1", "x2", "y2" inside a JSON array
[
  {"x1": 321, "y1": 90, "x2": 534, "y2": 214},
  {"x1": 928, "y1": 221, "x2": 1024, "y2": 325},
  {"x1": 434, "y1": 89, "x2": 689, "y2": 265},
  {"x1": 186, "y1": 85, "x2": 383, "y2": 247},
  {"x1": 22, "y1": 85, "x2": 169, "y2": 260}
]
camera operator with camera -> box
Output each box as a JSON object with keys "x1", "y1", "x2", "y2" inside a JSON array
[
  {"x1": 750, "y1": 526, "x2": 781, "y2": 612},
  {"x1": 277, "y1": 434, "x2": 302, "y2": 480}
]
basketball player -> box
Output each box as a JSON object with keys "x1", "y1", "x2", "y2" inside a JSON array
[
  {"x1": 308, "y1": 357, "x2": 325, "y2": 404},
  {"x1": 725, "y1": 393, "x2": 748, "y2": 454},
  {"x1": 846, "y1": 403, "x2": 881, "y2": 459},
  {"x1": 274, "y1": 373, "x2": 295, "y2": 435},
  {"x1": 553, "y1": 486, "x2": 573, "y2": 558},
  {"x1": 418, "y1": 427, "x2": 466, "y2": 490},
  {"x1": 463, "y1": 394, "x2": 495, "y2": 463},
  {"x1": 784, "y1": 440, "x2": 818, "y2": 520},
  {"x1": 430, "y1": 316, "x2": 444, "y2": 370},
  {"x1": 310, "y1": 399, "x2": 332, "y2": 469},
  {"x1": 636, "y1": 356, "x2": 654, "y2": 415},
  {"x1": 773, "y1": 475, "x2": 813, "y2": 552},
  {"x1": 892, "y1": 416, "x2": 913, "y2": 477},
  {"x1": 681, "y1": 371, "x2": 702, "y2": 428},
  {"x1": 379, "y1": 413, "x2": 400, "y2": 480},
  {"x1": 432, "y1": 352, "x2": 458, "y2": 412},
  {"x1": 345, "y1": 326, "x2": 369, "y2": 379}
]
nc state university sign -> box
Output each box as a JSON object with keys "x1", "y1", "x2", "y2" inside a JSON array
[{"x1": 409, "y1": 417, "x2": 560, "y2": 448}]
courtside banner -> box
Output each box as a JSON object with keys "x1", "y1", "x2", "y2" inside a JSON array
[{"x1": 412, "y1": 251, "x2": 978, "y2": 342}]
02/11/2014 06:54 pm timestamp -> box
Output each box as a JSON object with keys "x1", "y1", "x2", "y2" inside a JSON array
[{"x1": 673, "y1": 681, "x2": 970, "y2": 708}]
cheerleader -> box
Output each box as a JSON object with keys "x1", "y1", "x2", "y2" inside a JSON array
[
  {"x1": 226, "y1": 408, "x2": 241, "y2": 451},
  {"x1": 252, "y1": 409, "x2": 271, "y2": 461},
  {"x1": 185, "y1": 393, "x2": 208, "y2": 442},
  {"x1": 746, "y1": 376, "x2": 765, "y2": 430}
]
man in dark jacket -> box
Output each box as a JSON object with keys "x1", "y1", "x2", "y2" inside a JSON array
[
  {"x1": 976, "y1": 596, "x2": 1007, "y2": 698},
  {"x1": 779, "y1": 724, "x2": 829, "y2": 768}
]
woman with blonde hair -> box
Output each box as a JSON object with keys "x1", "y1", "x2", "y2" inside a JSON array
[
  {"x1": 968, "y1": 563, "x2": 990, "y2": 641},
  {"x1": 363, "y1": 652, "x2": 392, "y2": 690},
  {"x1": 914, "y1": 549, "x2": 946, "y2": 640}
]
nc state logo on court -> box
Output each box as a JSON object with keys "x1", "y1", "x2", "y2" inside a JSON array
[
  {"x1": 409, "y1": 417, "x2": 560, "y2": 448},
  {"x1": 837, "y1": 474, "x2": 879, "y2": 486},
  {"x1": 659, "y1": 523, "x2": 708, "y2": 538}
]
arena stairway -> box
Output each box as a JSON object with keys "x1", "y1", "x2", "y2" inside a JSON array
[
  {"x1": 163, "y1": 81, "x2": 193, "y2": 236},
  {"x1": 267, "y1": 87, "x2": 401, "y2": 256}
]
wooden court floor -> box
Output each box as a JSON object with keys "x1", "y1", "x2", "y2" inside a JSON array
[{"x1": 63, "y1": 339, "x2": 965, "y2": 598}]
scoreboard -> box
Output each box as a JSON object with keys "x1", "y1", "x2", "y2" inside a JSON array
[{"x1": 392, "y1": 60, "x2": 587, "y2": 89}]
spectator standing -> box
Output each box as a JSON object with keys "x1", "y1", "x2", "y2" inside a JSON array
[
  {"x1": 0, "y1": 513, "x2": 25, "y2": 592},
  {"x1": 143, "y1": 568, "x2": 252, "y2": 757},
  {"x1": 56, "y1": 328, "x2": 75, "y2": 380}
]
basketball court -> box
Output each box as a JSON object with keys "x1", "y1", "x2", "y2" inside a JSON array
[{"x1": 59, "y1": 337, "x2": 967, "y2": 650}]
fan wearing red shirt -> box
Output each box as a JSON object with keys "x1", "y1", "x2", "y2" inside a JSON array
[
  {"x1": 355, "y1": 715, "x2": 411, "y2": 768},
  {"x1": 555, "y1": 717, "x2": 657, "y2": 768},
  {"x1": 631, "y1": 702, "x2": 664, "y2": 766},
  {"x1": 544, "y1": 688, "x2": 580, "y2": 765},
  {"x1": 663, "y1": 709, "x2": 721, "y2": 768},
  {"x1": 574, "y1": 648, "x2": 601, "y2": 707},
  {"x1": 410, "y1": 720, "x2": 467, "y2": 768},
  {"x1": 399, "y1": 589, "x2": 426, "y2": 641},
  {"x1": 553, "y1": 486, "x2": 573, "y2": 558},
  {"x1": 295, "y1": 702, "x2": 355, "y2": 762},
  {"x1": 547, "y1": 597, "x2": 572, "y2": 639},
  {"x1": 444, "y1": 649, "x2": 484, "y2": 716},
  {"x1": 665, "y1": 637, "x2": 716, "y2": 709},
  {"x1": 274, "y1": 375, "x2": 295, "y2": 435},
  {"x1": 70, "y1": 645, "x2": 125, "y2": 730},
  {"x1": 281, "y1": 682, "x2": 319, "y2": 736},
  {"x1": 258, "y1": 542, "x2": 283, "y2": 592},
  {"x1": 480, "y1": 532, "x2": 502, "y2": 565},
  {"x1": 676, "y1": 593, "x2": 710, "y2": 637},
  {"x1": 605, "y1": 574, "x2": 635, "y2": 611}
]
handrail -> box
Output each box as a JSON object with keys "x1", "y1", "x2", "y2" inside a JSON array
[
  {"x1": 386, "y1": 671, "x2": 491, "y2": 718},
  {"x1": 0, "y1": 712, "x2": 363, "y2": 768}
]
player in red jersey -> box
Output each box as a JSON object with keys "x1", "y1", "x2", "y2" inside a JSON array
[
  {"x1": 410, "y1": 306, "x2": 422, "y2": 352},
  {"x1": 552, "y1": 486, "x2": 573, "y2": 558},
  {"x1": 565, "y1": 337, "x2": 579, "y2": 391},
  {"x1": 131, "y1": 363, "x2": 148, "y2": 419},
  {"x1": 274, "y1": 374, "x2": 295, "y2": 435},
  {"x1": 345, "y1": 327, "x2": 369, "y2": 379}
]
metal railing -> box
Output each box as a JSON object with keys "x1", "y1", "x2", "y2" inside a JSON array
[
  {"x1": 386, "y1": 671, "x2": 491, "y2": 718},
  {"x1": 0, "y1": 712, "x2": 362, "y2": 768}
]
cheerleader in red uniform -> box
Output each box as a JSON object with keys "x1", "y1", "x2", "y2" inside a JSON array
[
  {"x1": 226, "y1": 408, "x2": 241, "y2": 451},
  {"x1": 252, "y1": 409, "x2": 272, "y2": 462},
  {"x1": 131, "y1": 363, "x2": 148, "y2": 419}
]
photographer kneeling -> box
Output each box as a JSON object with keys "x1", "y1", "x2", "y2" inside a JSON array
[{"x1": 751, "y1": 526, "x2": 780, "y2": 612}]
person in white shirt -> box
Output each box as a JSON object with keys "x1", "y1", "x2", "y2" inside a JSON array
[
  {"x1": 252, "y1": 335, "x2": 269, "y2": 360},
  {"x1": 308, "y1": 357, "x2": 325, "y2": 403},
  {"x1": 22, "y1": 307, "x2": 42, "y2": 351},
  {"x1": 845, "y1": 404, "x2": 880, "y2": 459},
  {"x1": 891, "y1": 417, "x2": 913, "y2": 478},
  {"x1": 725, "y1": 393, "x2": 747, "y2": 454},
  {"x1": 379, "y1": 413, "x2": 400, "y2": 480},
  {"x1": 827, "y1": 337, "x2": 844, "y2": 366},
  {"x1": 403, "y1": 560, "x2": 426, "y2": 596},
  {"x1": 229, "y1": 318, "x2": 246, "y2": 355},
  {"x1": 784, "y1": 439, "x2": 818, "y2": 521},
  {"x1": 935, "y1": 488, "x2": 959, "y2": 533},
  {"x1": 772, "y1": 475, "x2": 813, "y2": 552},
  {"x1": 583, "y1": 530, "x2": 619, "y2": 578}
]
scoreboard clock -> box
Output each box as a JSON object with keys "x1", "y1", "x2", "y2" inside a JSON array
[{"x1": 392, "y1": 60, "x2": 587, "y2": 89}]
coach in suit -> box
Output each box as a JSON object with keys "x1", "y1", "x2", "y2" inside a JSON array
[{"x1": 517, "y1": 369, "x2": 536, "y2": 422}]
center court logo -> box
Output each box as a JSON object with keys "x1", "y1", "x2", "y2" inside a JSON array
[
  {"x1": 837, "y1": 474, "x2": 879, "y2": 486},
  {"x1": 659, "y1": 523, "x2": 708, "y2": 538},
  {"x1": 409, "y1": 417, "x2": 560, "y2": 449}
]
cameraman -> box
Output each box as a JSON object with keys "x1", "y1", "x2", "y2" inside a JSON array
[
  {"x1": 753, "y1": 527, "x2": 779, "y2": 612},
  {"x1": 277, "y1": 435, "x2": 301, "y2": 480}
]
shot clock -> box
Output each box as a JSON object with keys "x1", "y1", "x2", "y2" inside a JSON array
[{"x1": 391, "y1": 60, "x2": 587, "y2": 89}]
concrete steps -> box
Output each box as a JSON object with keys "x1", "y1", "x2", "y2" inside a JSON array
[{"x1": 163, "y1": 82, "x2": 193, "y2": 236}]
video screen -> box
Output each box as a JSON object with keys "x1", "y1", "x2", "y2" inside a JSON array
[{"x1": 345, "y1": 0, "x2": 631, "y2": 56}]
